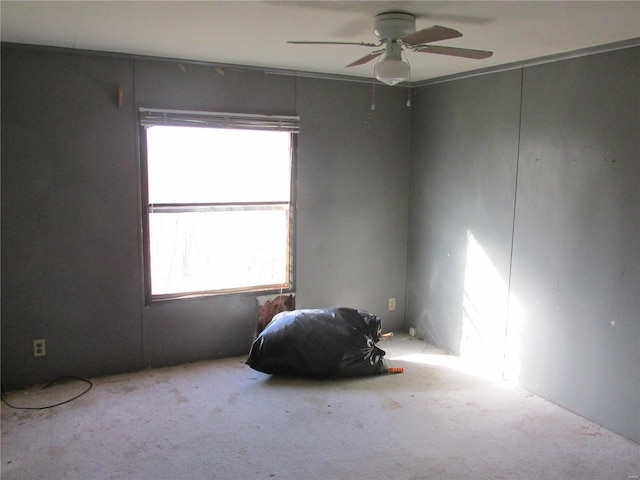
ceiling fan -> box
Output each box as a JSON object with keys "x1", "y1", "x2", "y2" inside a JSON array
[{"x1": 288, "y1": 11, "x2": 493, "y2": 86}]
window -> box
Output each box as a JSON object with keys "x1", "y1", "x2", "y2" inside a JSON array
[{"x1": 140, "y1": 108, "x2": 298, "y2": 301}]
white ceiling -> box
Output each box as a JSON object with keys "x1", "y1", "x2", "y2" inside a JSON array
[{"x1": 2, "y1": 1, "x2": 639, "y2": 83}]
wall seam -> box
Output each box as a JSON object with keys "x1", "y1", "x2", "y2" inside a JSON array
[
  {"x1": 502, "y1": 67, "x2": 525, "y2": 380},
  {"x1": 402, "y1": 86, "x2": 415, "y2": 333},
  {"x1": 131, "y1": 59, "x2": 147, "y2": 370}
]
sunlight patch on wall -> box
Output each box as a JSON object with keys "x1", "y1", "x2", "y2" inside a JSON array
[
  {"x1": 460, "y1": 231, "x2": 509, "y2": 380},
  {"x1": 459, "y1": 231, "x2": 524, "y2": 384}
]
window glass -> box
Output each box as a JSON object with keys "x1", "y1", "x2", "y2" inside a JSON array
[
  {"x1": 143, "y1": 125, "x2": 294, "y2": 299},
  {"x1": 147, "y1": 127, "x2": 291, "y2": 203}
]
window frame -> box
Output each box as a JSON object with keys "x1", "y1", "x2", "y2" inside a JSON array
[{"x1": 139, "y1": 108, "x2": 298, "y2": 303}]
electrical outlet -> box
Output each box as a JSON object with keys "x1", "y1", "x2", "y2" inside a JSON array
[
  {"x1": 33, "y1": 339, "x2": 46, "y2": 357},
  {"x1": 388, "y1": 297, "x2": 396, "y2": 311}
]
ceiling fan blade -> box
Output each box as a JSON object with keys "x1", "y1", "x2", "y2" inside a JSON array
[
  {"x1": 401, "y1": 25, "x2": 462, "y2": 45},
  {"x1": 346, "y1": 50, "x2": 384, "y2": 67},
  {"x1": 415, "y1": 45, "x2": 493, "y2": 59},
  {"x1": 287, "y1": 40, "x2": 378, "y2": 47}
]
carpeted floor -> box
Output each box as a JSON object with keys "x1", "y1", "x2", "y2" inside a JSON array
[{"x1": 2, "y1": 334, "x2": 638, "y2": 480}]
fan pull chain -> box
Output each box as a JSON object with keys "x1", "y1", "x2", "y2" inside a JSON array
[
  {"x1": 370, "y1": 74, "x2": 376, "y2": 111},
  {"x1": 406, "y1": 66, "x2": 411, "y2": 106},
  {"x1": 403, "y1": 50, "x2": 412, "y2": 107}
]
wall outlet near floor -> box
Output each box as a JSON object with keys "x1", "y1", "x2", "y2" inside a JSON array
[
  {"x1": 388, "y1": 297, "x2": 396, "y2": 311},
  {"x1": 33, "y1": 339, "x2": 46, "y2": 357}
]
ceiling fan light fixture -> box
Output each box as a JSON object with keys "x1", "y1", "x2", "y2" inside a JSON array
[
  {"x1": 288, "y1": 10, "x2": 493, "y2": 86},
  {"x1": 374, "y1": 59, "x2": 410, "y2": 86}
]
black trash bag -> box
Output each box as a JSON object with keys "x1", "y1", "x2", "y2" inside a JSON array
[{"x1": 246, "y1": 307, "x2": 387, "y2": 378}]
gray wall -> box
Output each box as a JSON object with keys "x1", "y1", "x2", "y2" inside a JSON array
[
  {"x1": 295, "y1": 77, "x2": 410, "y2": 320},
  {"x1": 407, "y1": 47, "x2": 639, "y2": 443},
  {"x1": 512, "y1": 48, "x2": 639, "y2": 443},
  {"x1": 1, "y1": 49, "x2": 144, "y2": 387},
  {"x1": 1, "y1": 44, "x2": 410, "y2": 389},
  {"x1": 407, "y1": 69, "x2": 522, "y2": 356}
]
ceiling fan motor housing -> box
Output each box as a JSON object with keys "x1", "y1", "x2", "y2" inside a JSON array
[{"x1": 374, "y1": 12, "x2": 416, "y2": 40}]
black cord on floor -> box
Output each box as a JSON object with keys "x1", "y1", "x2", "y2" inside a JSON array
[{"x1": 1, "y1": 376, "x2": 93, "y2": 410}]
